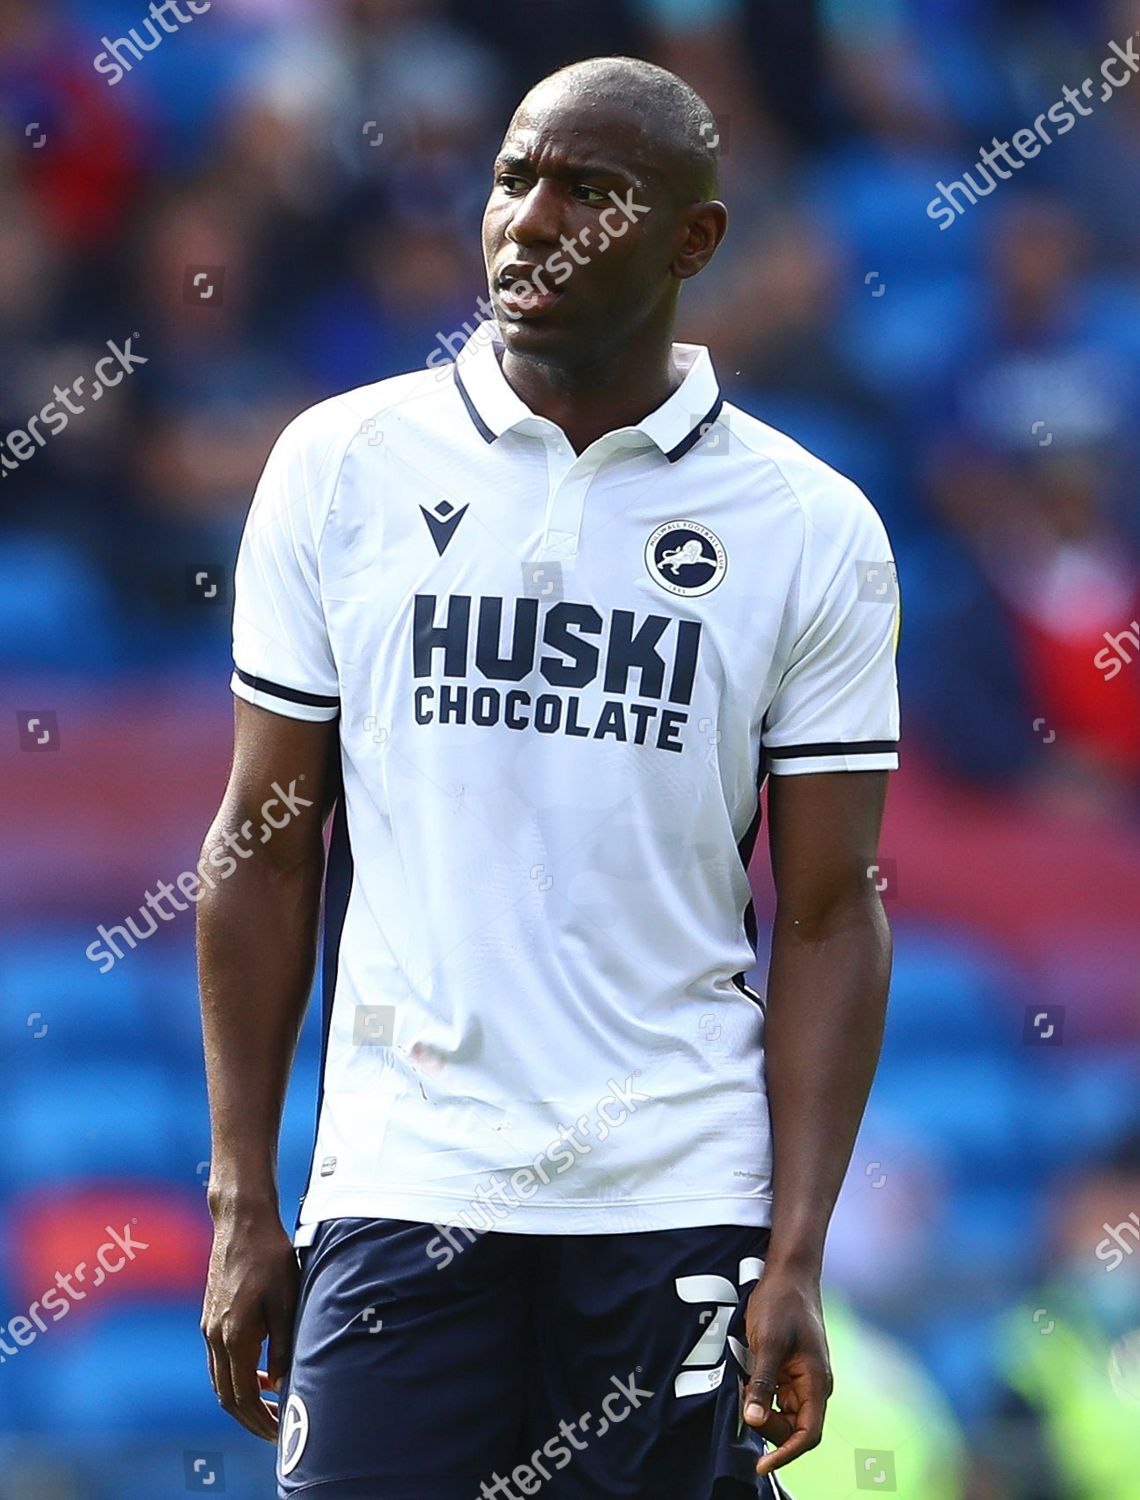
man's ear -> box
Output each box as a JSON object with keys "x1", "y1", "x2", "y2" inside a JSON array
[{"x1": 672, "y1": 201, "x2": 728, "y2": 281}]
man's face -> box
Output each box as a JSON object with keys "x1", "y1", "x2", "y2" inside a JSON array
[{"x1": 481, "y1": 90, "x2": 686, "y2": 364}]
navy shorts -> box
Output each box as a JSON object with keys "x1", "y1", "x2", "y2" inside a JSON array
[{"x1": 276, "y1": 1217, "x2": 795, "y2": 1499}]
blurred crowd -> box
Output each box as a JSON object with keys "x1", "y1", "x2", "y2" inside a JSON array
[{"x1": 3, "y1": 2, "x2": 1140, "y2": 1497}]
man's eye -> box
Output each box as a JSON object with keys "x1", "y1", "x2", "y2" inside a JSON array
[
  {"x1": 497, "y1": 173, "x2": 528, "y2": 194},
  {"x1": 573, "y1": 185, "x2": 609, "y2": 204}
]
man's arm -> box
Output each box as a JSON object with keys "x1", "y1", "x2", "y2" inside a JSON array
[
  {"x1": 198, "y1": 699, "x2": 338, "y2": 1440},
  {"x1": 743, "y1": 769, "x2": 892, "y2": 1478}
]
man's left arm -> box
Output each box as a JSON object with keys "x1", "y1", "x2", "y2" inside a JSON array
[{"x1": 744, "y1": 767, "x2": 891, "y2": 1477}]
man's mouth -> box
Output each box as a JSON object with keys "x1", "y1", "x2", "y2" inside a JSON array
[{"x1": 493, "y1": 265, "x2": 564, "y2": 319}]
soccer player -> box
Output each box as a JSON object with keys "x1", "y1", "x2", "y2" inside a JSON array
[{"x1": 199, "y1": 55, "x2": 899, "y2": 1500}]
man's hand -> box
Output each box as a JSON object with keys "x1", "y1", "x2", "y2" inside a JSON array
[
  {"x1": 742, "y1": 1267, "x2": 833, "y2": 1477},
  {"x1": 201, "y1": 1203, "x2": 299, "y2": 1442}
]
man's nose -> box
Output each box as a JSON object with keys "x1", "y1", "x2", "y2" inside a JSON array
[{"x1": 507, "y1": 180, "x2": 563, "y2": 247}]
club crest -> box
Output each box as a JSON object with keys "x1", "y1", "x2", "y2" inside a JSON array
[{"x1": 645, "y1": 521, "x2": 727, "y2": 597}]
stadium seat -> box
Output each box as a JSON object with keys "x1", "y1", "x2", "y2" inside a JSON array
[
  {"x1": 129, "y1": 944, "x2": 205, "y2": 1065},
  {"x1": 1074, "y1": 274, "x2": 1140, "y2": 364},
  {"x1": 878, "y1": 924, "x2": 1022, "y2": 1057},
  {"x1": 871, "y1": 1054, "x2": 1031, "y2": 1174},
  {"x1": 0, "y1": 533, "x2": 127, "y2": 670},
  {"x1": 6, "y1": 1061, "x2": 187, "y2": 1191},
  {"x1": 938, "y1": 1179, "x2": 1046, "y2": 1283},
  {"x1": 0, "y1": 925, "x2": 150, "y2": 1064},
  {"x1": 1025, "y1": 1052, "x2": 1140, "y2": 1164},
  {"x1": 831, "y1": 272, "x2": 986, "y2": 399},
  {"x1": 6, "y1": 1301, "x2": 228, "y2": 1437},
  {"x1": 803, "y1": 145, "x2": 987, "y2": 278}
]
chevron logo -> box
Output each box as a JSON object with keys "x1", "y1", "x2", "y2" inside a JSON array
[{"x1": 420, "y1": 500, "x2": 469, "y2": 556}]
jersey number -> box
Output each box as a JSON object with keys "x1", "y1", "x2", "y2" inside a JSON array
[{"x1": 673, "y1": 1256, "x2": 764, "y2": 1398}]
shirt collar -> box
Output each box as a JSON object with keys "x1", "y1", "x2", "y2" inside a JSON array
[{"x1": 452, "y1": 329, "x2": 723, "y2": 463}]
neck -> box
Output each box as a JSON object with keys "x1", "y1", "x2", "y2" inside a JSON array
[{"x1": 499, "y1": 332, "x2": 682, "y2": 455}]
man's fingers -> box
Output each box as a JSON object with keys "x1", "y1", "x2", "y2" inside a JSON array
[
  {"x1": 755, "y1": 1393, "x2": 827, "y2": 1476},
  {"x1": 743, "y1": 1371, "x2": 782, "y2": 1428},
  {"x1": 203, "y1": 1333, "x2": 226, "y2": 1409},
  {"x1": 264, "y1": 1277, "x2": 298, "y2": 1395},
  {"x1": 743, "y1": 1385, "x2": 795, "y2": 1450},
  {"x1": 227, "y1": 1348, "x2": 279, "y2": 1441},
  {"x1": 748, "y1": 1405, "x2": 796, "y2": 1449},
  {"x1": 221, "y1": 1321, "x2": 280, "y2": 1442},
  {"x1": 743, "y1": 1359, "x2": 831, "y2": 1476},
  {"x1": 204, "y1": 1325, "x2": 234, "y2": 1410}
]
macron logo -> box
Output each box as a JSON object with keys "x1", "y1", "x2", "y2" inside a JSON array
[{"x1": 421, "y1": 499, "x2": 469, "y2": 557}]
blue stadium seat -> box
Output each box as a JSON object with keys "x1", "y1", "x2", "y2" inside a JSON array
[
  {"x1": 831, "y1": 272, "x2": 985, "y2": 399},
  {"x1": 1028, "y1": 1052, "x2": 1140, "y2": 1165},
  {"x1": 871, "y1": 1054, "x2": 1030, "y2": 1174},
  {"x1": 874, "y1": 1045, "x2": 1140, "y2": 1189},
  {"x1": 904, "y1": 1304, "x2": 1009, "y2": 1426},
  {"x1": 0, "y1": 926, "x2": 150, "y2": 1064},
  {"x1": 128, "y1": 945, "x2": 204, "y2": 1065},
  {"x1": 0, "y1": 1436, "x2": 275, "y2": 1500},
  {"x1": 6, "y1": 1300, "x2": 228, "y2": 1437},
  {"x1": 6, "y1": 1062, "x2": 187, "y2": 1190},
  {"x1": 938, "y1": 1179, "x2": 1046, "y2": 1279},
  {"x1": 803, "y1": 145, "x2": 987, "y2": 278},
  {"x1": 1074, "y1": 274, "x2": 1140, "y2": 364},
  {"x1": 0, "y1": 533, "x2": 127, "y2": 670},
  {"x1": 879, "y1": 924, "x2": 1023, "y2": 1057}
]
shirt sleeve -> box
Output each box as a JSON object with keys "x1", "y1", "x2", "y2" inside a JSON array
[
  {"x1": 230, "y1": 413, "x2": 341, "y2": 722},
  {"x1": 763, "y1": 489, "x2": 900, "y2": 775}
]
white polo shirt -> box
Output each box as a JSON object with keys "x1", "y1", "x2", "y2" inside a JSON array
[{"x1": 231, "y1": 331, "x2": 899, "y2": 1243}]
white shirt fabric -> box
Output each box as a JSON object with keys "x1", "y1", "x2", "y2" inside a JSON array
[{"x1": 230, "y1": 332, "x2": 900, "y2": 1243}]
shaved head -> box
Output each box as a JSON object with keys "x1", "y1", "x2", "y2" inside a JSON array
[
  {"x1": 482, "y1": 52, "x2": 728, "y2": 390},
  {"x1": 513, "y1": 56, "x2": 720, "y2": 203}
]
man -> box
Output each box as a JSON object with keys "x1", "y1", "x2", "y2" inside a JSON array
[{"x1": 199, "y1": 55, "x2": 899, "y2": 1500}]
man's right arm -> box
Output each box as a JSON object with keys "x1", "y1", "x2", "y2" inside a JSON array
[{"x1": 198, "y1": 698, "x2": 338, "y2": 1440}]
